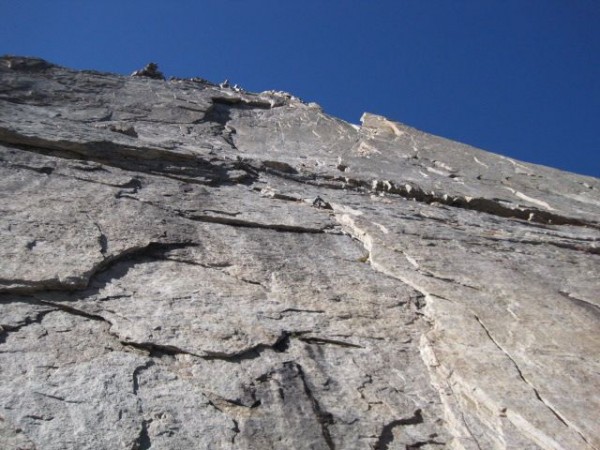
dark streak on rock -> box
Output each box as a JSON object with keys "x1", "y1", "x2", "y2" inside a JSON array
[
  {"x1": 294, "y1": 363, "x2": 335, "y2": 449},
  {"x1": 32, "y1": 391, "x2": 84, "y2": 404},
  {"x1": 132, "y1": 360, "x2": 154, "y2": 395},
  {"x1": 231, "y1": 418, "x2": 240, "y2": 444},
  {"x1": 133, "y1": 419, "x2": 152, "y2": 450},
  {"x1": 92, "y1": 222, "x2": 108, "y2": 255},
  {"x1": 0, "y1": 137, "x2": 258, "y2": 189},
  {"x1": 487, "y1": 236, "x2": 600, "y2": 256},
  {"x1": 183, "y1": 212, "x2": 333, "y2": 234},
  {"x1": 280, "y1": 308, "x2": 326, "y2": 315},
  {"x1": 406, "y1": 439, "x2": 446, "y2": 449},
  {"x1": 203, "y1": 331, "x2": 292, "y2": 362},
  {"x1": 4, "y1": 162, "x2": 54, "y2": 175},
  {"x1": 299, "y1": 336, "x2": 364, "y2": 349},
  {"x1": 120, "y1": 340, "x2": 198, "y2": 358}
]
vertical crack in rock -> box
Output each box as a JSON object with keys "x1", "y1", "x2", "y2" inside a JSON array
[
  {"x1": 2, "y1": 56, "x2": 599, "y2": 450},
  {"x1": 332, "y1": 210, "x2": 485, "y2": 447},
  {"x1": 474, "y1": 315, "x2": 593, "y2": 447},
  {"x1": 294, "y1": 362, "x2": 335, "y2": 450},
  {"x1": 231, "y1": 418, "x2": 240, "y2": 444},
  {"x1": 418, "y1": 336, "x2": 485, "y2": 450},
  {"x1": 203, "y1": 393, "x2": 244, "y2": 445},
  {"x1": 203, "y1": 99, "x2": 240, "y2": 151},
  {"x1": 332, "y1": 210, "x2": 427, "y2": 295},
  {"x1": 131, "y1": 360, "x2": 154, "y2": 450},
  {"x1": 459, "y1": 411, "x2": 483, "y2": 450},
  {"x1": 133, "y1": 419, "x2": 152, "y2": 450},
  {"x1": 92, "y1": 221, "x2": 108, "y2": 256},
  {"x1": 132, "y1": 361, "x2": 154, "y2": 395}
]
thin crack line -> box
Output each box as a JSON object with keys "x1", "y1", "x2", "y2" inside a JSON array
[
  {"x1": 474, "y1": 314, "x2": 594, "y2": 448},
  {"x1": 294, "y1": 362, "x2": 335, "y2": 449},
  {"x1": 117, "y1": 194, "x2": 338, "y2": 235}
]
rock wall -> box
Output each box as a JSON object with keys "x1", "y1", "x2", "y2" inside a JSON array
[{"x1": 1, "y1": 56, "x2": 598, "y2": 449}]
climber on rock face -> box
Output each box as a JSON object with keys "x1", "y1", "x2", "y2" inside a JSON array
[{"x1": 312, "y1": 196, "x2": 332, "y2": 210}]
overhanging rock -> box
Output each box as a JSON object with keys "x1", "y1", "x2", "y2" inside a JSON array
[{"x1": 1, "y1": 56, "x2": 599, "y2": 449}]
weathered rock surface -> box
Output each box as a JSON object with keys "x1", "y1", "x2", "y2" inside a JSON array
[{"x1": 0, "y1": 56, "x2": 598, "y2": 449}]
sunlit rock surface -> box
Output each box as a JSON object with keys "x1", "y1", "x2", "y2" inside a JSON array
[{"x1": 1, "y1": 56, "x2": 599, "y2": 449}]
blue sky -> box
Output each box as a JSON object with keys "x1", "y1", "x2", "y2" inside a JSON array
[{"x1": 1, "y1": 1, "x2": 599, "y2": 177}]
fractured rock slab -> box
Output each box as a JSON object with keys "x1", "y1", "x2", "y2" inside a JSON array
[{"x1": 1, "y1": 56, "x2": 599, "y2": 449}]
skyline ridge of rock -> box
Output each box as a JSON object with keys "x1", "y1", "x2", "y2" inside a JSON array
[{"x1": 0, "y1": 56, "x2": 599, "y2": 449}]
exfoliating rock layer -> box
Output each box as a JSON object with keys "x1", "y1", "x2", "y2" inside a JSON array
[{"x1": 1, "y1": 56, "x2": 599, "y2": 449}]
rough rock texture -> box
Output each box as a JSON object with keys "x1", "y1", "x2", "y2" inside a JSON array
[{"x1": 1, "y1": 56, "x2": 599, "y2": 450}]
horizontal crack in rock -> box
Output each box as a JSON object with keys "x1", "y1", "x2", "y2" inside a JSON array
[
  {"x1": 0, "y1": 242, "x2": 199, "y2": 295},
  {"x1": 0, "y1": 308, "x2": 55, "y2": 344},
  {"x1": 202, "y1": 331, "x2": 292, "y2": 362},
  {"x1": 37, "y1": 300, "x2": 110, "y2": 323},
  {"x1": 120, "y1": 340, "x2": 200, "y2": 358},
  {"x1": 299, "y1": 336, "x2": 364, "y2": 349},
  {"x1": 183, "y1": 213, "x2": 335, "y2": 234},
  {"x1": 0, "y1": 137, "x2": 257, "y2": 187}
]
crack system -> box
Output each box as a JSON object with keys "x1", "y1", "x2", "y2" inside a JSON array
[
  {"x1": 132, "y1": 419, "x2": 152, "y2": 450},
  {"x1": 474, "y1": 315, "x2": 594, "y2": 448},
  {"x1": 3, "y1": 119, "x2": 598, "y2": 235},
  {"x1": 0, "y1": 308, "x2": 55, "y2": 344},
  {"x1": 2, "y1": 63, "x2": 599, "y2": 449},
  {"x1": 336, "y1": 210, "x2": 597, "y2": 449},
  {"x1": 293, "y1": 362, "x2": 335, "y2": 450}
]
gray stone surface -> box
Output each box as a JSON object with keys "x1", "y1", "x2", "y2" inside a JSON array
[{"x1": 0, "y1": 56, "x2": 598, "y2": 449}]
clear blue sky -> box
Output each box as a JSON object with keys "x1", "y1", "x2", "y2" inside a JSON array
[{"x1": 2, "y1": 0, "x2": 599, "y2": 178}]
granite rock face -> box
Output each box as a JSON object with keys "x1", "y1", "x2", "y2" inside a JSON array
[{"x1": 0, "y1": 56, "x2": 599, "y2": 450}]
